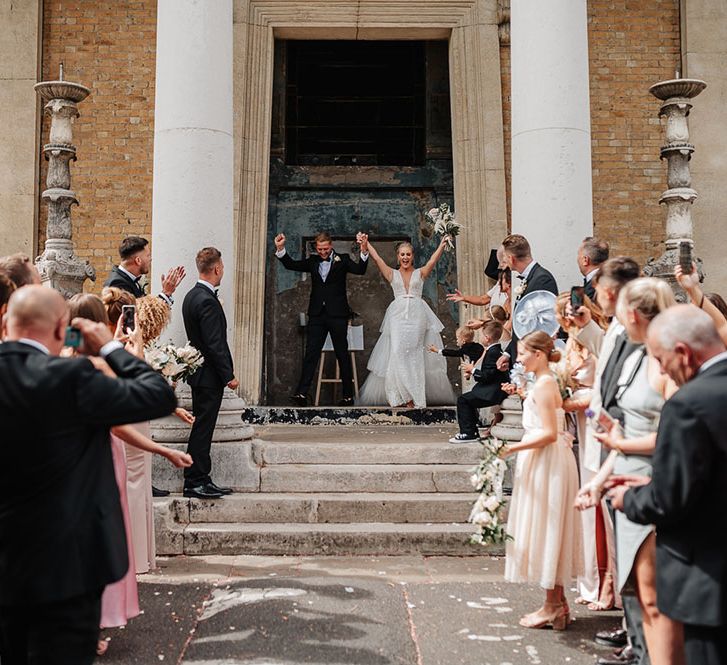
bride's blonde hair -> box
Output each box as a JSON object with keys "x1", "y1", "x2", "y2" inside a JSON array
[{"x1": 396, "y1": 241, "x2": 414, "y2": 255}]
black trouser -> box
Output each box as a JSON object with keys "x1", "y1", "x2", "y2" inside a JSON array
[
  {"x1": 298, "y1": 312, "x2": 352, "y2": 399},
  {"x1": 185, "y1": 385, "x2": 224, "y2": 486},
  {"x1": 684, "y1": 623, "x2": 727, "y2": 665},
  {"x1": 0, "y1": 589, "x2": 102, "y2": 665},
  {"x1": 456, "y1": 391, "x2": 502, "y2": 436}
]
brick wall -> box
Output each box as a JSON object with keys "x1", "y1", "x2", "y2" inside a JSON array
[
  {"x1": 586, "y1": 0, "x2": 681, "y2": 265},
  {"x1": 40, "y1": 0, "x2": 157, "y2": 292}
]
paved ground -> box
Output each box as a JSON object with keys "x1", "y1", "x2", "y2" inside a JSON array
[{"x1": 100, "y1": 555, "x2": 621, "y2": 665}]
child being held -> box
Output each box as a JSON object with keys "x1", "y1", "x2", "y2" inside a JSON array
[
  {"x1": 428, "y1": 326, "x2": 484, "y2": 364},
  {"x1": 449, "y1": 320, "x2": 510, "y2": 444}
]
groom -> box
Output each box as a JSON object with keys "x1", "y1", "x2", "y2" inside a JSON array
[{"x1": 275, "y1": 231, "x2": 368, "y2": 406}]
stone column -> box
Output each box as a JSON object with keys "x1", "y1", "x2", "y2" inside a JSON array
[
  {"x1": 151, "y1": 0, "x2": 235, "y2": 345},
  {"x1": 510, "y1": 0, "x2": 593, "y2": 289}
]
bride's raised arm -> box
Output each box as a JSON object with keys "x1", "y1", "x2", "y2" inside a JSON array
[
  {"x1": 362, "y1": 238, "x2": 393, "y2": 283},
  {"x1": 420, "y1": 235, "x2": 450, "y2": 280}
]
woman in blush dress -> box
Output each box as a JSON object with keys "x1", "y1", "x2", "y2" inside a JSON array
[
  {"x1": 356, "y1": 234, "x2": 455, "y2": 408},
  {"x1": 501, "y1": 331, "x2": 582, "y2": 631}
]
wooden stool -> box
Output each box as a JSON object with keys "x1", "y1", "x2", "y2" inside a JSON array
[{"x1": 314, "y1": 350, "x2": 360, "y2": 406}]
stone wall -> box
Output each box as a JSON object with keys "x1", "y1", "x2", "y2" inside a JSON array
[{"x1": 39, "y1": 0, "x2": 157, "y2": 290}]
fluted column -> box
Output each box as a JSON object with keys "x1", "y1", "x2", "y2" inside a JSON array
[
  {"x1": 510, "y1": 0, "x2": 593, "y2": 288},
  {"x1": 151, "y1": 0, "x2": 235, "y2": 345}
]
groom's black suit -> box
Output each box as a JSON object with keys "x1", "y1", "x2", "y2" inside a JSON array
[
  {"x1": 0, "y1": 341, "x2": 176, "y2": 663},
  {"x1": 277, "y1": 249, "x2": 367, "y2": 400},
  {"x1": 182, "y1": 282, "x2": 235, "y2": 487},
  {"x1": 623, "y1": 358, "x2": 727, "y2": 664}
]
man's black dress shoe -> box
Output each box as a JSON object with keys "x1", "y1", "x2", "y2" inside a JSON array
[
  {"x1": 292, "y1": 393, "x2": 308, "y2": 407},
  {"x1": 597, "y1": 647, "x2": 635, "y2": 665},
  {"x1": 338, "y1": 397, "x2": 354, "y2": 407},
  {"x1": 152, "y1": 485, "x2": 170, "y2": 497},
  {"x1": 183, "y1": 484, "x2": 224, "y2": 499},
  {"x1": 595, "y1": 628, "x2": 628, "y2": 648},
  {"x1": 208, "y1": 481, "x2": 233, "y2": 495}
]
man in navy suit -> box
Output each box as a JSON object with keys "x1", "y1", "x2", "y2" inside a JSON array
[
  {"x1": 181, "y1": 247, "x2": 238, "y2": 500},
  {"x1": 275, "y1": 231, "x2": 368, "y2": 406}
]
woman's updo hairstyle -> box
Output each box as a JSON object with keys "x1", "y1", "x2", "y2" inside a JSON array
[
  {"x1": 616, "y1": 277, "x2": 676, "y2": 325},
  {"x1": 520, "y1": 330, "x2": 562, "y2": 363},
  {"x1": 396, "y1": 241, "x2": 414, "y2": 255},
  {"x1": 101, "y1": 286, "x2": 135, "y2": 326}
]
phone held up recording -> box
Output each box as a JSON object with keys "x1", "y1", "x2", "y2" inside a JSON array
[
  {"x1": 585, "y1": 408, "x2": 616, "y2": 434},
  {"x1": 121, "y1": 304, "x2": 136, "y2": 332},
  {"x1": 64, "y1": 326, "x2": 82, "y2": 348},
  {"x1": 679, "y1": 240, "x2": 693, "y2": 274},
  {"x1": 570, "y1": 285, "x2": 585, "y2": 311}
]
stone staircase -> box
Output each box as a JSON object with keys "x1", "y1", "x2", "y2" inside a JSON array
[{"x1": 153, "y1": 424, "x2": 495, "y2": 556}]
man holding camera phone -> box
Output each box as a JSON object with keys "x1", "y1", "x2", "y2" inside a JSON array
[{"x1": 0, "y1": 286, "x2": 177, "y2": 664}]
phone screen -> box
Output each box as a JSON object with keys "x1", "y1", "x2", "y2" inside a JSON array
[
  {"x1": 570, "y1": 286, "x2": 585, "y2": 309},
  {"x1": 121, "y1": 305, "x2": 136, "y2": 331},
  {"x1": 679, "y1": 241, "x2": 692, "y2": 273},
  {"x1": 64, "y1": 326, "x2": 82, "y2": 348}
]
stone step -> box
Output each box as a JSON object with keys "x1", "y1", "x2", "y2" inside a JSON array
[
  {"x1": 179, "y1": 522, "x2": 488, "y2": 556},
  {"x1": 260, "y1": 464, "x2": 474, "y2": 493},
  {"x1": 161, "y1": 492, "x2": 476, "y2": 524},
  {"x1": 253, "y1": 440, "x2": 482, "y2": 465},
  {"x1": 241, "y1": 406, "x2": 457, "y2": 426}
]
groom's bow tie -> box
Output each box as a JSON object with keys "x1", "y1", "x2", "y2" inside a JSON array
[{"x1": 516, "y1": 274, "x2": 526, "y2": 280}]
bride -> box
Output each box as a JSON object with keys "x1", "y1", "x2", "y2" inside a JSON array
[{"x1": 356, "y1": 233, "x2": 456, "y2": 408}]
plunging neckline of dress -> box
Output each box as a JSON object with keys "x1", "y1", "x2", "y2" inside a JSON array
[{"x1": 398, "y1": 268, "x2": 415, "y2": 294}]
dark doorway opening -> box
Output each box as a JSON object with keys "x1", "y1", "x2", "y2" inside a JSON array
[{"x1": 285, "y1": 41, "x2": 426, "y2": 166}]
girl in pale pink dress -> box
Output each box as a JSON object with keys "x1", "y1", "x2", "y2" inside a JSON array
[{"x1": 501, "y1": 331, "x2": 582, "y2": 631}]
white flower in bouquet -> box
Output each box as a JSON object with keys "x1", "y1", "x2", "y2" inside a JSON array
[
  {"x1": 425, "y1": 202, "x2": 462, "y2": 252},
  {"x1": 484, "y1": 495, "x2": 501, "y2": 512},
  {"x1": 468, "y1": 435, "x2": 511, "y2": 547},
  {"x1": 145, "y1": 340, "x2": 204, "y2": 384}
]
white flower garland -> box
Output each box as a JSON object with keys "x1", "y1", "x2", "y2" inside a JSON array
[{"x1": 469, "y1": 436, "x2": 511, "y2": 546}]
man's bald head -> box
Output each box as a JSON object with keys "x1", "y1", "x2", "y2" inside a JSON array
[
  {"x1": 5, "y1": 286, "x2": 69, "y2": 354},
  {"x1": 647, "y1": 304, "x2": 725, "y2": 386}
]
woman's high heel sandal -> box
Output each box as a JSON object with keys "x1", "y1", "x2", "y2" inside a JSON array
[{"x1": 519, "y1": 602, "x2": 570, "y2": 631}]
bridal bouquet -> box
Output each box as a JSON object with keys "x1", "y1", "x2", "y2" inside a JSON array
[
  {"x1": 469, "y1": 436, "x2": 510, "y2": 546},
  {"x1": 426, "y1": 202, "x2": 462, "y2": 252},
  {"x1": 145, "y1": 341, "x2": 204, "y2": 383}
]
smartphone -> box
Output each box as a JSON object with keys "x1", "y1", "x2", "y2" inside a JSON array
[
  {"x1": 570, "y1": 285, "x2": 585, "y2": 310},
  {"x1": 64, "y1": 326, "x2": 82, "y2": 348},
  {"x1": 121, "y1": 304, "x2": 136, "y2": 332},
  {"x1": 679, "y1": 241, "x2": 693, "y2": 273},
  {"x1": 592, "y1": 408, "x2": 616, "y2": 434}
]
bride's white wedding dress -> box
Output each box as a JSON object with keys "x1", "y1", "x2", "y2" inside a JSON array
[{"x1": 357, "y1": 268, "x2": 455, "y2": 407}]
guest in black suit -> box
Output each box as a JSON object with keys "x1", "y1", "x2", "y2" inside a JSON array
[
  {"x1": 104, "y1": 235, "x2": 185, "y2": 306},
  {"x1": 577, "y1": 237, "x2": 610, "y2": 303},
  {"x1": 609, "y1": 305, "x2": 727, "y2": 665},
  {"x1": 0, "y1": 286, "x2": 176, "y2": 665},
  {"x1": 497, "y1": 234, "x2": 558, "y2": 369},
  {"x1": 181, "y1": 247, "x2": 237, "y2": 500},
  {"x1": 450, "y1": 321, "x2": 510, "y2": 443},
  {"x1": 274, "y1": 231, "x2": 368, "y2": 406}
]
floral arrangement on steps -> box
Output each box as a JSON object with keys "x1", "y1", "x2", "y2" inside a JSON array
[
  {"x1": 145, "y1": 341, "x2": 204, "y2": 383},
  {"x1": 426, "y1": 202, "x2": 462, "y2": 252},
  {"x1": 469, "y1": 436, "x2": 511, "y2": 546}
]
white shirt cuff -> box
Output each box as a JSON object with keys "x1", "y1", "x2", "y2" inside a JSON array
[
  {"x1": 158, "y1": 293, "x2": 173, "y2": 306},
  {"x1": 360, "y1": 252, "x2": 369, "y2": 261},
  {"x1": 501, "y1": 351, "x2": 510, "y2": 358},
  {"x1": 99, "y1": 340, "x2": 124, "y2": 358},
  {"x1": 275, "y1": 248, "x2": 287, "y2": 258}
]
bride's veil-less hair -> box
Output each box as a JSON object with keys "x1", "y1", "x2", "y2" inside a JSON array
[{"x1": 395, "y1": 241, "x2": 414, "y2": 266}]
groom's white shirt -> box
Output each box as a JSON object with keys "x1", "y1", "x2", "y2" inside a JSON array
[
  {"x1": 197, "y1": 279, "x2": 217, "y2": 294},
  {"x1": 275, "y1": 247, "x2": 368, "y2": 283}
]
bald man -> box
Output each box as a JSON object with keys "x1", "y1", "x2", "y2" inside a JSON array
[
  {"x1": 0, "y1": 286, "x2": 177, "y2": 665},
  {"x1": 609, "y1": 306, "x2": 727, "y2": 665}
]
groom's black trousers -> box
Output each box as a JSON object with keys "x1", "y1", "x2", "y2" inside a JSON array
[{"x1": 298, "y1": 311, "x2": 353, "y2": 399}]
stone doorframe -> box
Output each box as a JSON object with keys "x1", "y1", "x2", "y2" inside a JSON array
[{"x1": 232, "y1": 0, "x2": 508, "y2": 404}]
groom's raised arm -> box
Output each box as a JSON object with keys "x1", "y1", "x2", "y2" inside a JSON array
[
  {"x1": 274, "y1": 233, "x2": 310, "y2": 272},
  {"x1": 345, "y1": 252, "x2": 368, "y2": 275}
]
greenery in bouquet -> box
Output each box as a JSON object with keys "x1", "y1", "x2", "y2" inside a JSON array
[
  {"x1": 145, "y1": 341, "x2": 204, "y2": 383},
  {"x1": 469, "y1": 436, "x2": 511, "y2": 546},
  {"x1": 425, "y1": 202, "x2": 462, "y2": 252}
]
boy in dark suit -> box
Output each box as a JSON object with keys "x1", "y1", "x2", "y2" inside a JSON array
[
  {"x1": 450, "y1": 320, "x2": 510, "y2": 443},
  {"x1": 274, "y1": 231, "x2": 368, "y2": 406},
  {"x1": 181, "y1": 247, "x2": 237, "y2": 499}
]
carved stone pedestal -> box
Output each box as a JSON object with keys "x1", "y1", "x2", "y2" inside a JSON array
[{"x1": 490, "y1": 395, "x2": 524, "y2": 441}]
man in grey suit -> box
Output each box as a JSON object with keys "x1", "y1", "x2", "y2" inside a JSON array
[{"x1": 610, "y1": 305, "x2": 727, "y2": 665}]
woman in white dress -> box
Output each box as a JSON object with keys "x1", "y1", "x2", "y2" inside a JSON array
[
  {"x1": 356, "y1": 235, "x2": 456, "y2": 408},
  {"x1": 501, "y1": 331, "x2": 582, "y2": 630}
]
